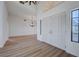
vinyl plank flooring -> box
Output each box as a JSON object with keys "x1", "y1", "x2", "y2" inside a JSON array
[{"x1": 0, "y1": 35, "x2": 75, "y2": 57}]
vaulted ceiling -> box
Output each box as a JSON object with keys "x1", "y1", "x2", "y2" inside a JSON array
[
  {"x1": 38, "y1": 1, "x2": 63, "y2": 12},
  {"x1": 6, "y1": 1, "x2": 63, "y2": 17}
]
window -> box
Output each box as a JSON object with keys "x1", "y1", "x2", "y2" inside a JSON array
[
  {"x1": 71, "y1": 9, "x2": 79, "y2": 43},
  {"x1": 40, "y1": 20, "x2": 42, "y2": 35}
]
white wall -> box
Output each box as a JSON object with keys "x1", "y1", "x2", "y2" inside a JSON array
[
  {"x1": 0, "y1": 2, "x2": 8, "y2": 48},
  {"x1": 39, "y1": 12, "x2": 66, "y2": 50},
  {"x1": 8, "y1": 14, "x2": 37, "y2": 37},
  {"x1": 37, "y1": 1, "x2": 79, "y2": 56}
]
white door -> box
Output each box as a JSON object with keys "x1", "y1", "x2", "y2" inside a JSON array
[
  {"x1": 41, "y1": 12, "x2": 66, "y2": 50},
  {"x1": 50, "y1": 12, "x2": 66, "y2": 50}
]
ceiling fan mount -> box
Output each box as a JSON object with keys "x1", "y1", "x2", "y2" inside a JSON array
[{"x1": 19, "y1": 1, "x2": 37, "y2": 5}]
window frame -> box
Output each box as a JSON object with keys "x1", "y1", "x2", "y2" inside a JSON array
[
  {"x1": 71, "y1": 9, "x2": 79, "y2": 43},
  {"x1": 40, "y1": 20, "x2": 42, "y2": 35}
]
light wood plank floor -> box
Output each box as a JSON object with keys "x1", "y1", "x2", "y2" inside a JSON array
[{"x1": 0, "y1": 35, "x2": 75, "y2": 57}]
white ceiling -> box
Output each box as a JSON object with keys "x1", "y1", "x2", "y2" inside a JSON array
[
  {"x1": 6, "y1": 1, "x2": 63, "y2": 17},
  {"x1": 6, "y1": 1, "x2": 37, "y2": 17},
  {"x1": 38, "y1": 1, "x2": 63, "y2": 12}
]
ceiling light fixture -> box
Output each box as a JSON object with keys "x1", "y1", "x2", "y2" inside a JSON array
[{"x1": 19, "y1": 1, "x2": 37, "y2": 5}]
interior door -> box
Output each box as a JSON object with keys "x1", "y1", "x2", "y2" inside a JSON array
[
  {"x1": 50, "y1": 12, "x2": 66, "y2": 50},
  {"x1": 41, "y1": 12, "x2": 66, "y2": 50},
  {"x1": 41, "y1": 17, "x2": 49, "y2": 42}
]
